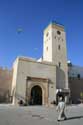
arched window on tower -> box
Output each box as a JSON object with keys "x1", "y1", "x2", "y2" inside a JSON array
[
  {"x1": 58, "y1": 45, "x2": 61, "y2": 50},
  {"x1": 46, "y1": 47, "x2": 48, "y2": 51},
  {"x1": 46, "y1": 32, "x2": 49, "y2": 37},
  {"x1": 57, "y1": 30, "x2": 61, "y2": 35},
  {"x1": 59, "y1": 62, "x2": 61, "y2": 68}
]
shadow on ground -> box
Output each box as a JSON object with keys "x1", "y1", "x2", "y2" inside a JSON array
[{"x1": 66, "y1": 116, "x2": 83, "y2": 121}]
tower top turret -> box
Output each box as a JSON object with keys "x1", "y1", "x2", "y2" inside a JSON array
[
  {"x1": 44, "y1": 20, "x2": 65, "y2": 33},
  {"x1": 50, "y1": 20, "x2": 64, "y2": 27}
]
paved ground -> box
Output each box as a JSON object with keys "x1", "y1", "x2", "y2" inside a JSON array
[{"x1": 0, "y1": 104, "x2": 83, "y2": 125}]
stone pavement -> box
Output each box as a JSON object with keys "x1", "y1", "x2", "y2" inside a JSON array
[{"x1": 0, "y1": 104, "x2": 83, "y2": 125}]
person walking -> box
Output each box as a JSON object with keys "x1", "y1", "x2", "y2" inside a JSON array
[{"x1": 56, "y1": 96, "x2": 67, "y2": 121}]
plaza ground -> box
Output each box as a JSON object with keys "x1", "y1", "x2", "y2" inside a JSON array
[{"x1": 0, "y1": 104, "x2": 83, "y2": 125}]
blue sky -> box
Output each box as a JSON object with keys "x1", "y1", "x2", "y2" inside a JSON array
[{"x1": 0, "y1": 0, "x2": 83, "y2": 68}]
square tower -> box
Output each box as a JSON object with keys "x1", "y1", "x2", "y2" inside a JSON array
[{"x1": 43, "y1": 21, "x2": 69, "y2": 91}]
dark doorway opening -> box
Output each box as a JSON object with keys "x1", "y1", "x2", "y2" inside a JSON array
[{"x1": 31, "y1": 85, "x2": 42, "y2": 105}]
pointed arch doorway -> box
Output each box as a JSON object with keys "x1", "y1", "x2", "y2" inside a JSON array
[
  {"x1": 31, "y1": 85, "x2": 42, "y2": 105},
  {"x1": 26, "y1": 77, "x2": 49, "y2": 106}
]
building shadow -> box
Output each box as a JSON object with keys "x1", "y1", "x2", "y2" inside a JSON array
[{"x1": 56, "y1": 66, "x2": 66, "y2": 89}]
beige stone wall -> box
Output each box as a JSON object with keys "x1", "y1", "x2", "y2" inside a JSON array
[
  {"x1": 0, "y1": 67, "x2": 12, "y2": 102},
  {"x1": 12, "y1": 57, "x2": 56, "y2": 105}
]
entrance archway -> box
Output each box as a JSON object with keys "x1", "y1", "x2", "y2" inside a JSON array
[{"x1": 31, "y1": 85, "x2": 42, "y2": 105}]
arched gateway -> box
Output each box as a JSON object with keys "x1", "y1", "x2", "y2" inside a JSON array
[
  {"x1": 26, "y1": 76, "x2": 49, "y2": 106},
  {"x1": 31, "y1": 85, "x2": 42, "y2": 105}
]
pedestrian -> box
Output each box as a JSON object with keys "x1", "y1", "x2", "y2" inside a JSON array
[{"x1": 56, "y1": 96, "x2": 67, "y2": 121}]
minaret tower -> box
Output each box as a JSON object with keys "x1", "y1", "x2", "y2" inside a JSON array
[{"x1": 43, "y1": 21, "x2": 69, "y2": 91}]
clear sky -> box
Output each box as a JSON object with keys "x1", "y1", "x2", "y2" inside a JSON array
[{"x1": 0, "y1": 0, "x2": 83, "y2": 68}]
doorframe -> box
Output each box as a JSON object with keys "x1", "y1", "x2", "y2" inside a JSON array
[{"x1": 26, "y1": 76, "x2": 49, "y2": 105}]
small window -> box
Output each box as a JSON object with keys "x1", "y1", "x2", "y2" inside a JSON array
[
  {"x1": 59, "y1": 62, "x2": 61, "y2": 68},
  {"x1": 46, "y1": 32, "x2": 49, "y2": 37},
  {"x1": 46, "y1": 47, "x2": 48, "y2": 51},
  {"x1": 57, "y1": 31, "x2": 61, "y2": 35},
  {"x1": 58, "y1": 45, "x2": 61, "y2": 50}
]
